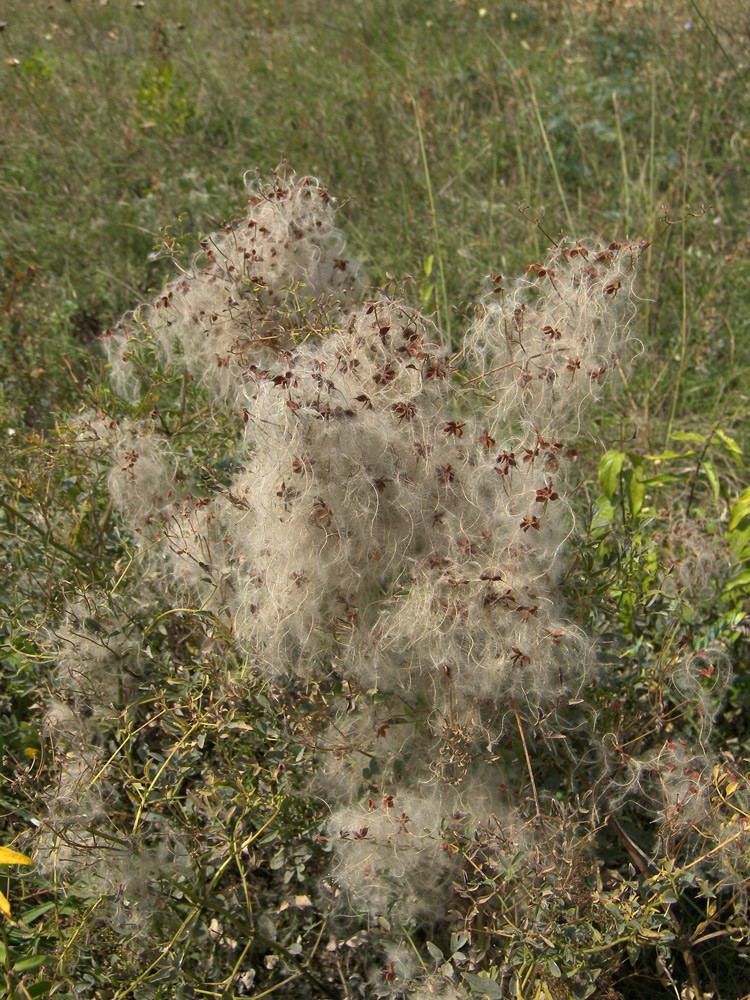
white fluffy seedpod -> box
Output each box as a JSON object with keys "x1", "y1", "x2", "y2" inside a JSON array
[
  {"x1": 225, "y1": 293, "x2": 597, "y2": 717},
  {"x1": 605, "y1": 736, "x2": 715, "y2": 834},
  {"x1": 644, "y1": 739, "x2": 714, "y2": 831},
  {"x1": 81, "y1": 835, "x2": 191, "y2": 936},
  {"x1": 46, "y1": 601, "x2": 140, "y2": 728},
  {"x1": 107, "y1": 422, "x2": 178, "y2": 524},
  {"x1": 662, "y1": 514, "x2": 733, "y2": 604},
  {"x1": 465, "y1": 240, "x2": 644, "y2": 443},
  {"x1": 327, "y1": 775, "x2": 529, "y2": 923},
  {"x1": 328, "y1": 786, "x2": 460, "y2": 921},
  {"x1": 670, "y1": 645, "x2": 732, "y2": 742},
  {"x1": 102, "y1": 173, "x2": 364, "y2": 409},
  {"x1": 229, "y1": 298, "x2": 456, "y2": 672},
  {"x1": 39, "y1": 748, "x2": 105, "y2": 836},
  {"x1": 706, "y1": 814, "x2": 750, "y2": 898},
  {"x1": 73, "y1": 410, "x2": 121, "y2": 462}
]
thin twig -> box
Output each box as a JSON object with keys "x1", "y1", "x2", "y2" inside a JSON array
[
  {"x1": 0, "y1": 496, "x2": 96, "y2": 565},
  {"x1": 514, "y1": 710, "x2": 552, "y2": 851}
]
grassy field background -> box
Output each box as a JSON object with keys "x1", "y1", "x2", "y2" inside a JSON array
[
  {"x1": 1, "y1": 1, "x2": 750, "y2": 998},
  {"x1": 3, "y1": 0, "x2": 749, "y2": 435}
]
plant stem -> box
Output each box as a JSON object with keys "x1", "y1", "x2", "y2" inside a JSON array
[
  {"x1": 527, "y1": 75, "x2": 574, "y2": 235},
  {"x1": 413, "y1": 100, "x2": 451, "y2": 343}
]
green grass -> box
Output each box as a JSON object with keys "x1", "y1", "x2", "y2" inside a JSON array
[
  {"x1": 2, "y1": 0, "x2": 749, "y2": 434},
  {"x1": 1, "y1": 1, "x2": 750, "y2": 998}
]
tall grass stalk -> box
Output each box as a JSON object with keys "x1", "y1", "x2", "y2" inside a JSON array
[
  {"x1": 414, "y1": 100, "x2": 451, "y2": 341},
  {"x1": 665, "y1": 109, "x2": 696, "y2": 447},
  {"x1": 526, "y1": 73, "x2": 575, "y2": 235},
  {"x1": 612, "y1": 90, "x2": 631, "y2": 233}
]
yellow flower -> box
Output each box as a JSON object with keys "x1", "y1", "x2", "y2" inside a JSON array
[{"x1": 0, "y1": 845, "x2": 32, "y2": 918}]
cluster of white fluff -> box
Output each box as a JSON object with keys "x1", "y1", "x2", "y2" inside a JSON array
[
  {"x1": 313, "y1": 700, "x2": 535, "y2": 927},
  {"x1": 102, "y1": 172, "x2": 364, "y2": 409},
  {"x1": 38, "y1": 599, "x2": 191, "y2": 934},
  {"x1": 661, "y1": 513, "x2": 733, "y2": 604},
  {"x1": 41, "y1": 173, "x2": 658, "y2": 985},
  {"x1": 327, "y1": 775, "x2": 531, "y2": 925},
  {"x1": 76, "y1": 411, "x2": 236, "y2": 602},
  {"x1": 72, "y1": 175, "x2": 365, "y2": 608},
  {"x1": 671, "y1": 645, "x2": 733, "y2": 741},
  {"x1": 609, "y1": 734, "x2": 750, "y2": 897},
  {"x1": 227, "y1": 292, "x2": 594, "y2": 714},
  {"x1": 600, "y1": 637, "x2": 749, "y2": 902},
  {"x1": 44, "y1": 600, "x2": 140, "y2": 734},
  {"x1": 641, "y1": 739, "x2": 715, "y2": 831},
  {"x1": 407, "y1": 980, "x2": 469, "y2": 1000},
  {"x1": 82, "y1": 229, "x2": 626, "y2": 720},
  {"x1": 464, "y1": 241, "x2": 643, "y2": 442}
]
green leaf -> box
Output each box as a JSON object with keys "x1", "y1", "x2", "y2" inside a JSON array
[
  {"x1": 701, "y1": 458, "x2": 720, "y2": 504},
  {"x1": 723, "y1": 569, "x2": 750, "y2": 593},
  {"x1": 19, "y1": 901, "x2": 56, "y2": 923},
  {"x1": 420, "y1": 281, "x2": 435, "y2": 306},
  {"x1": 462, "y1": 973, "x2": 503, "y2": 999},
  {"x1": 593, "y1": 494, "x2": 615, "y2": 526},
  {"x1": 713, "y1": 428, "x2": 744, "y2": 467},
  {"x1": 604, "y1": 900, "x2": 625, "y2": 930},
  {"x1": 729, "y1": 488, "x2": 750, "y2": 532},
  {"x1": 28, "y1": 982, "x2": 55, "y2": 998},
  {"x1": 642, "y1": 473, "x2": 688, "y2": 487},
  {"x1": 426, "y1": 940, "x2": 444, "y2": 961},
  {"x1": 671, "y1": 431, "x2": 705, "y2": 443},
  {"x1": 548, "y1": 957, "x2": 562, "y2": 978},
  {"x1": 645, "y1": 450, "x2": 683, "y2": 461},
  {"x1": 450, "y1": 931, "x2": 468, "y2": 954},
  {"x1": 13, "y1": 954, "x2": 49, "y2": 973},
  {"x1": 269, "y1": 849, "x2": 286, "y2": 870},
  {"x1": 626, "y1": 470, "x2": 645, "y2": 517},
  {"x1": 599, "y1": 450, "x2": 626, "y2": 499}
]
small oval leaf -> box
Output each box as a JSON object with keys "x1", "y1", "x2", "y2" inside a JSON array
[{"x1": 599, "y1": 450, "x2": 626, "y2": 499}]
